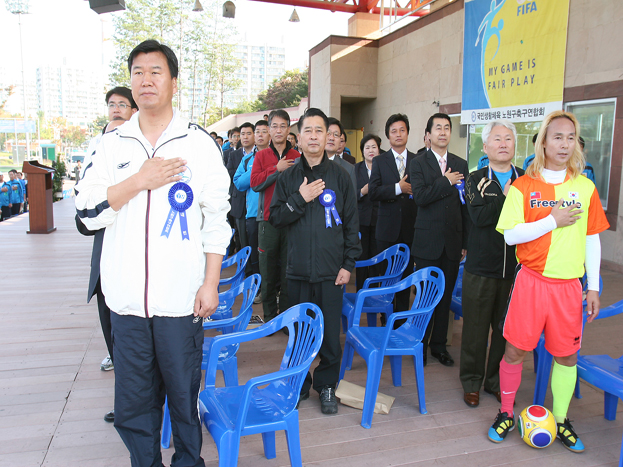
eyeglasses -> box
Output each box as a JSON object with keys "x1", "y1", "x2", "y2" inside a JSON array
[
  {"x1": 108, "y1": 102, "x2": 129, "y2": 109},
  {"x1": 270, "y1": 124, "x2": 288, "y2": 131}
]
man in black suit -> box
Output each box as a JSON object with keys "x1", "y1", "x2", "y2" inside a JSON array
[
  {"x1": 326, "y1": 118, "x2": 357, "y2": 194},
  {"x1": 410, "y1": 112, "x2": 469, "y2": 367},
  {"x1": 416, "y1": 130, "x2": 431, "y2": 156},
  {"x1": 369, "y1": 114, "x2": 417, "y2": 314}
]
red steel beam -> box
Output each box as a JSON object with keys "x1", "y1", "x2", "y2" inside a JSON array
[{"x1": 249, "y1": 0, "x2": 429, "y2": 16}]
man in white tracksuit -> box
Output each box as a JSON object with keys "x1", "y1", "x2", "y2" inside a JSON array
[{"x1": 75, "y1": 40, "x2": 230, "y2": 467}]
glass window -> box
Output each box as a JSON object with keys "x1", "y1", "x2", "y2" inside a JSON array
[{"x1": 565, "y1": 99, "x2": 616, "y2": 206}]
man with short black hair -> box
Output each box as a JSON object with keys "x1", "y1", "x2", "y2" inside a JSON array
[
  {"x1": 287, "y1": 132, "x2": 298, "y2": 152},
  {"x1": 369, "y1": 113, "x2": 417, "y2": 316},
  {"x1": 270, "y1": 107, "x2": 361, "y2": 415},
  {"x1": 251, "y1": 110, "x2": 299, "y2": 322},
  {"x1": 76, "y1": 40, "x2": 230, "y2": 467},
  {"x1": 7, "y1": 170, "x2": 23, "y2": 216},
  {"x1": 77, "y1": 85, "x2": 138, "y2": 423},
  {"x1": 227, "y1": 122, "x2": 255, "y2": 259},
  {"x1": 224, "y1": 127, "x2": 240, "y2": 163},
  {"x1": 410, "y1": 112, "x2": 469, "y2": 367},
  {"x1": 338, "y1": 132, "x2": 355, "y2": 164},
  {"x1": 326, "y1": 118, "x2": 357, "y2": 193},
  {"x1": 255, "y1": 120, "x2": 270, "y2": 152}
]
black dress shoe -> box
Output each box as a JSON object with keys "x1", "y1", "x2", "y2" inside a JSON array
[
  {"x1": 430, "y1": 351, "x2": 454, "y2": 366},
  {"x1": 104, "y1": 409, "x2": 114, "y2": 423}
]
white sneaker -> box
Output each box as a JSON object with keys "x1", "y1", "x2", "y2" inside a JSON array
[
  {"x1": 253, "y1": 292, "x2": 262, "y2": 304},
  {"x1": 101, "y1": 355, "x2": 114, "y2": 371}
]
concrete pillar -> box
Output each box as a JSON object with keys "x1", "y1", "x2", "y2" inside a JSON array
[{"x1": 348, "y1": 12, "x2": 381, "y2": 38}]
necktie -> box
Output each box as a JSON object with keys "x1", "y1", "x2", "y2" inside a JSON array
[
  {"x1": 439, "y1": 157, "x2": 446, "y2": 175},
  {"x1": 397, "y1": 155, "x2": 405, "y2": 178}
]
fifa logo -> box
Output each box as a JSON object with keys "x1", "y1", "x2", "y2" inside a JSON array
[{"x1": 516, "y1": 0, "x2": 537, "y2": 16}]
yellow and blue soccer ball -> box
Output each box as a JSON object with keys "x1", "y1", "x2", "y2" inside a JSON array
[{"x1": 518, "y1": 405, "x2": 557, "y2": 448}]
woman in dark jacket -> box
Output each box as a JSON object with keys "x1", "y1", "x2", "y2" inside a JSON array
[{"x1": 355, "y1": 134, "x2": 382, "y2": 290}]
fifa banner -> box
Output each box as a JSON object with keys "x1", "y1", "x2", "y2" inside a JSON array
[{"x1": 461, "y1": 0, "x2": 570, "y2": 124}]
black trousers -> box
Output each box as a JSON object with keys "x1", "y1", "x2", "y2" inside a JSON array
[
  {"x1": 10, "y1": 204, "x2": 20, "y2": 216},
  {"x1": 289, "y1": 279, "x2": 343, "y2": 394},
  {"x1": 0, "y1": 205, "x2": 10, "y2": 221},
  {"x1": 258, "y1": 221, "x2": 288, "y2": 321},
  {"x1": 245, "y1": 218, "x2": 259, "y2": 276},
  {"x1": 356, "y1": 224, "x2": 377, "y2": 291},
  {"x1": 414, "y1": 249, "x2": 460, "y2": 355},
  {"x1": 111, "y1": 313, "x2": 205, "y2": 467},
  {"x1": 459, "y1": 271, "x2": 510, "y2": 393},
  {"x1": 376, "y1": 238, "x2": 415, "y2": 314},
  {"x1": 94, "y1": 279, "x2": 113, "y2": 362}
]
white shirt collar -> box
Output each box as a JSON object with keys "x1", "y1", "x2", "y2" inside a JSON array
[
  {"x1": 328, "y1": 154, "x2": 336, "y2": 161},
  {"x1": 431, "y1": 148, "x2": 448, "y2": 163},
  {"x1": 129, "y1": 109, "x2": 178, "y2": 152},
  {"x1": 391, "y1": 147, "x2": 407, "y2": 160}
]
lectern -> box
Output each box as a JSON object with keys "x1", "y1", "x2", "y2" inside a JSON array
[{"x1": 22, "y1": 161, "x2": 56, "y2": 234}]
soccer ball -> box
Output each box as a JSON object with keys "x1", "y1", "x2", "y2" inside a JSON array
[{"x1": 518, "y1": 405, "x2": 557, "y2": 448}]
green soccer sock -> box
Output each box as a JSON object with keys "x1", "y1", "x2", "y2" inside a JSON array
[{"x1": 551, "y1": 361, "x2": 577, "y2": 424}]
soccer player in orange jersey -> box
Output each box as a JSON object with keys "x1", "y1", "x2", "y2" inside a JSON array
[{"x1": 487, "y1": 111, "x2": 609, "y2": 452}]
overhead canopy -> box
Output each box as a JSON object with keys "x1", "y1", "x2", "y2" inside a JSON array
[{"x1": 249, "y1": 0, "x2": 432, "y2": 16}]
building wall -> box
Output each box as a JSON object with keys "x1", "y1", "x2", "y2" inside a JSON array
[
  {"x1": 309, "y1": 0, "x2": 623, "y2": 270},
  {"x1": 37, "y1": 65, "x2": 103, "y2": 127}
]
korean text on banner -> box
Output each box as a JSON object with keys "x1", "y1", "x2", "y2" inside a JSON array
[{"x1": 461, "y1": 0, "x2": 570, "y2": 124}]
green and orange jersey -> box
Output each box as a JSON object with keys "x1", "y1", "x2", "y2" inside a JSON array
[{"x1": 496, "y1": 173, "x2": 609, "y2": 279}]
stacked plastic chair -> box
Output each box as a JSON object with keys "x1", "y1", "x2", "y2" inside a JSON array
[
  {"x1": 341, "y1": 243, "x2": 410, "y2": 333},
  {"x1": 339, "y1": 267, "x2": 445, "y2": 429},
  {"x1": 199, "y1": 303, "x2": 324, "y2": 467},
  {"x1": 161, "y1": 274, "x2": 261, "y2": 449}
]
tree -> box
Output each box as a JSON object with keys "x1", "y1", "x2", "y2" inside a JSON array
[
  {"x1": 61, "y1": 126, "x2": 87, "y2": 147},
  {"x1": 0, "y1": 85, "x2": 15, "y2": 113},
  {"x1": 109, "y1": 0, "x2": 179, "y2": 87},
  {"x1": 109, "y1": 0, "x2": 242, "y2": 124},
  {"x1": 89, "y1": 115, "x2": 109, "y2": 137},
  {"x1": 255, "y1": 69, "x2": 308, "y2": 111}
]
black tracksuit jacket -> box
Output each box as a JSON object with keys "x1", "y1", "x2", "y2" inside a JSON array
[
  {"x1": 464, "y1": 165, "x2": 524, "y2": 279},
  {"x1": 269, "y1": 152, "x2": 361, "y2": 283}
]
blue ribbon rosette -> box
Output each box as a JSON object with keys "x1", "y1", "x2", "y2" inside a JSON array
[
  {"x1": 319, "y1": 189, "x2": 342, "y2": 228},
  {"x1": 455, "y1": 179, "x2": 466, "y2": 205},
  {"x1": 161, "y1": 182, "x2": 194, "y2": 240}
]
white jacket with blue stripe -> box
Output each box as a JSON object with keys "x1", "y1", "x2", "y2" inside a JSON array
[{"x1": 75, "y1": 111, "x2": 231, "y2": 318}]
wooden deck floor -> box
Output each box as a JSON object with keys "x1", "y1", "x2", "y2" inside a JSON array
[{"x1": 0, "y1": 198, "x2": 621, "y2": 467}]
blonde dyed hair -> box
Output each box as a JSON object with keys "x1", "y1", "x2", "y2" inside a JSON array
[{"x1": 527, "y1": 110, "x2": 585, "y2": 180}]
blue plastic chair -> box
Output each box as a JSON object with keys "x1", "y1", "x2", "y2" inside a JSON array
[
  {"x1": 532, "y1": 275, "x2": 603, "y2": 406},
  {"x1": 161, "y1": 274, "x2": 261, "y2": 449},
  {"x1": 576, "y1": 300, "x2": 623, "y2": 467},
  {"x1": 199, "y1": 303, "x2": 324, "y2": 467},
  {"x1": 342, "y1": 244, "x2": 410, "y2": 333},
  {"x1": 449, "y1": 260, "x2": 465, "y2": 319},
  {"x1": 339, "y1": 267, "x2": 445, "y2": 429},
  {"x1": 218, "y1": 246, "x2": 251, "y2": 293}
]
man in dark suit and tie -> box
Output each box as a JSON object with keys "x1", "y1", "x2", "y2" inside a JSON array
[
  {"x1": 410, "y1": 112, "x2": 469, "y2": 367},
  {"x1": 369, "y1": 114, "x2": 417, "y2": 314}
]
